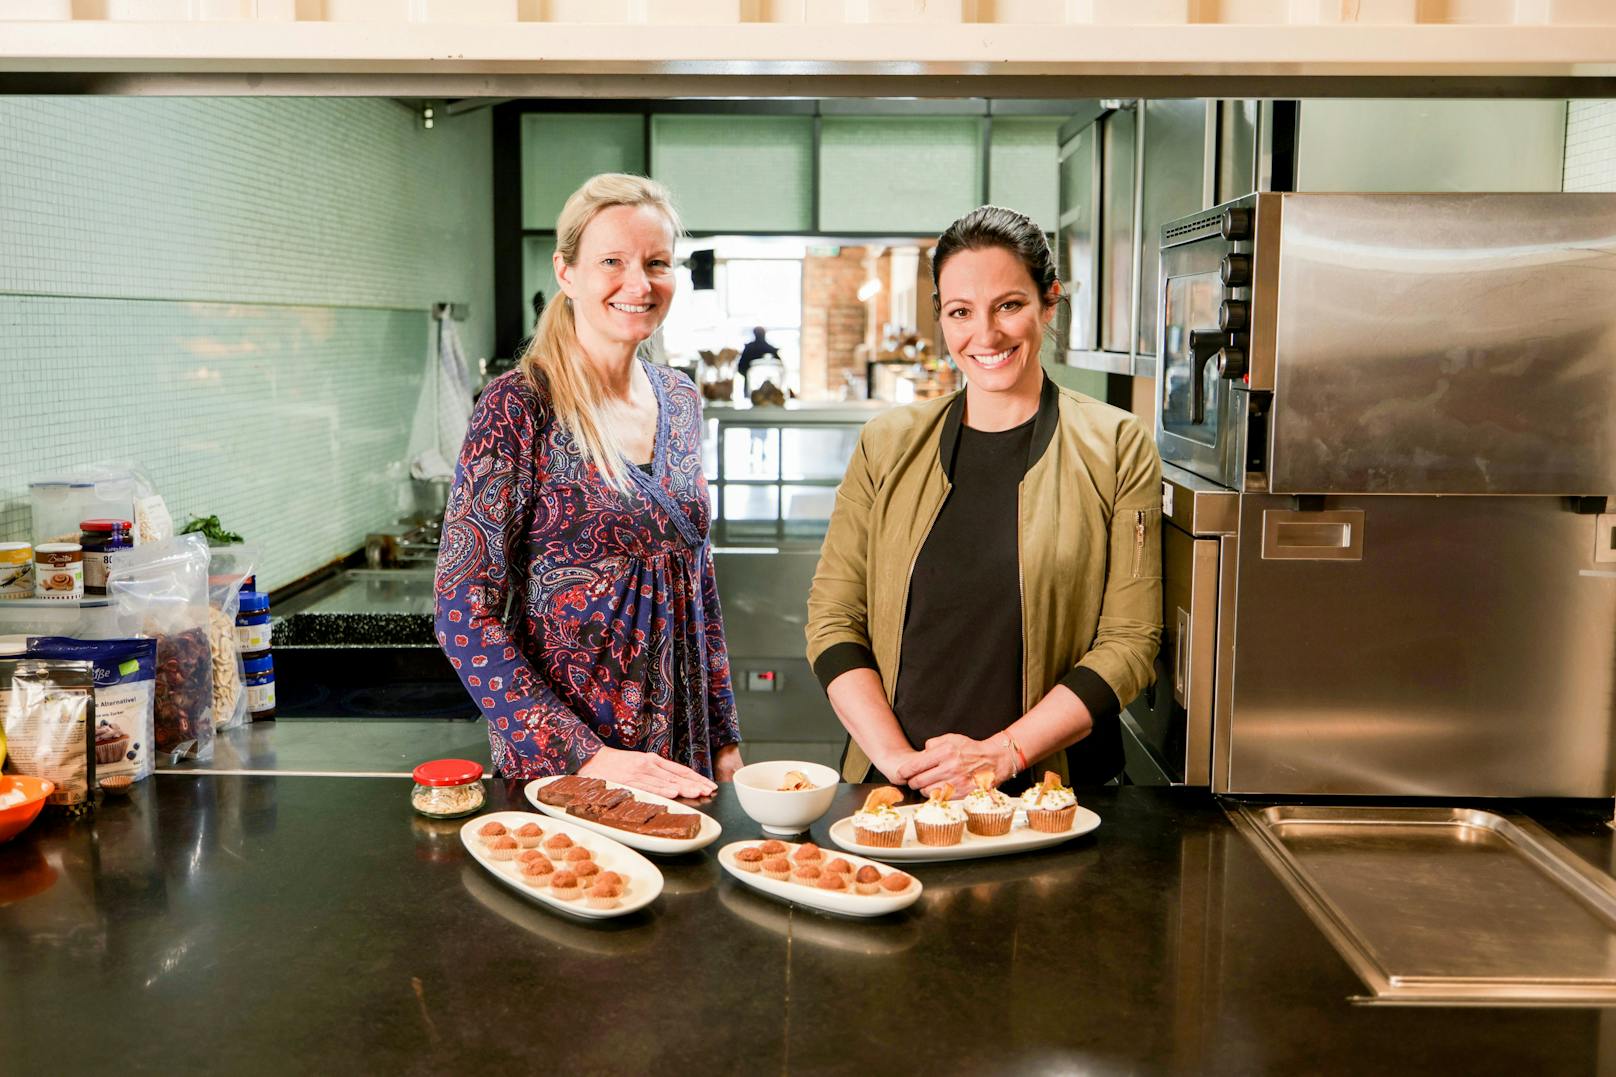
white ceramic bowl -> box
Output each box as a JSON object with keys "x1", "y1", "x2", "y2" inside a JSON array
[{"x1": 731, "y1": 760, "x2": 840, "y2": 836}]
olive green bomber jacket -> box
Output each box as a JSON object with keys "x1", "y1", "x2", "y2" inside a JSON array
[{"x1": 805, "y1": 376, "x2": 1164, "y2": 782}]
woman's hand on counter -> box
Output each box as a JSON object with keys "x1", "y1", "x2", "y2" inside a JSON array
[
  {"x1": 714, "y1": 744, "x2": 744, "y2": 783},
  {"x1": 870, "y1": 747, "x2": 925, "y2": 787},
  {"x1": 578, "y1": 745, "x2": 718, "y2": 800},
  {"x1": 895, "y1": 733, "x2": 1015, "y2": 795}
]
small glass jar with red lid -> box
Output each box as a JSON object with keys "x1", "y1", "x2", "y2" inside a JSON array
[{"x1": 410, "y1": 758, "x2": 486, "y2": 818}]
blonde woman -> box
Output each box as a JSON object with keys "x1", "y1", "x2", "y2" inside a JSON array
[{"x1": 435, "y1": 174, "x2": 741, "y2": 798}]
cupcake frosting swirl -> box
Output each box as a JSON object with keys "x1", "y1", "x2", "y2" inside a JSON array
[
  {"x1": 915, "y1": 799, "x2": 966, "y2": 825},
  {"x1": 963, "y1": 788, "x2": 1012, "y2": 813},
  {"x1": 852, "y1": 804, "x2": 905, "y2": 832}
]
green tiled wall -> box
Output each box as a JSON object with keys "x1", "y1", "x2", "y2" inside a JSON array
[
  {"x1": 651, "y1": 114, "x2": 815, "y2": 232},
  {"x1": 988, "y1": 116, "x2": 1063, "y2": 233},
  {"x1": 0, "y1": 97, "x2": 494, "y2": 591},
  {"x1": 817, "y1": 116, "x2": 985, "y2": 233},
  {"x1": 521, "y1": 113, "x2": 646, "y2": 230}
]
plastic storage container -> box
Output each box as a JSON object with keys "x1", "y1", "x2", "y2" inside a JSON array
[
  {"x1": 30, "y1": 479, "x2": 135, "y2": 548},
  {"x1": 410, "y1": 758, "x2": 486, "y2": 818},
  {"x1": 243, "y1": 653, "x2": 276, "y2": 720}
]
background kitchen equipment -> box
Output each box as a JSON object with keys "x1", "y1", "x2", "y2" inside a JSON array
[{"x1": 1125, "y1": 192, "x2": 1616, "y2": 798}]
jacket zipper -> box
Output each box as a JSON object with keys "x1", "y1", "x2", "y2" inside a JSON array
[{"x1": 1131, "y1": 509, "x2": 1146, "y2": 577}]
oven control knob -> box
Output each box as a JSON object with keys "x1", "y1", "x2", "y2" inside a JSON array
[
  {"x1": 1220, "y1": 254, "x2": 1252, "y2": 287},
  {"x1": 1218, "y1": 300, "x2": 1248, "y2": 333},
  {"x1": 1220, "y1": 207, "x2": 1253, "y2": 241},
  {"x1": 1215, "y1": 345, "x2": 1247, "y2": 380}
]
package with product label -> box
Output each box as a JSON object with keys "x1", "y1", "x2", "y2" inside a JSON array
[
  {"x1": 26, "y1": 638, "x2": 157, "y2": 783},
  {"x1": 1, "y1": 658, "x2": 96, "y2": 812}
]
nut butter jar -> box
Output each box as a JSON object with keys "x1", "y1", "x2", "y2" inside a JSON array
[{"x1": 34, "y1": 543, "x2": 83, "y2": 601}]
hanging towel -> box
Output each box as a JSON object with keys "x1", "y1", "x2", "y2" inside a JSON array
[{"x1": 435, "y1": 314, "x2": 475, "y2": 459}]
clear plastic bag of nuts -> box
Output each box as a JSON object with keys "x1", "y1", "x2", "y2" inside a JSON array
[{"x1": 206, "y1": 544, "x2": 261, "y2": 732}]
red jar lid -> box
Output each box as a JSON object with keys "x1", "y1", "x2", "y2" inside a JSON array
[
  {"x1": 80, "y1": 519, "x2": 133, "y2": 532},
  {"x1": 412, "y1": 758, "x2": 484, "y2": 787}
]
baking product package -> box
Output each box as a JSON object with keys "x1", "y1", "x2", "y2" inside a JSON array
[
  {"x1": 1, "y1": 658, "x2": 96, "y2": 811},
  {"x1": 26, "y1": 637, "x2": 157, "y2": 783}
]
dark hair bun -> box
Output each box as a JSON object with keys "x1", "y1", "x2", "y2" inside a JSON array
[{"x1": 932, "y1": 205, "x2": 1060, "y2": 302}]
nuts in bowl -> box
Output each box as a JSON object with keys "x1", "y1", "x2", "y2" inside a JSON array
[{"x1": 732, "y1": 760, "x2": 839, "y2": 837}]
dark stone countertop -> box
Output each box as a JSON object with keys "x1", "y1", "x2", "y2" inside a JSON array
[{"x1": 3, "y1": 770, "x2": 1614, "y2": 1075}]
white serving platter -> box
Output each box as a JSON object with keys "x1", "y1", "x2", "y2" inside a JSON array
[
  {"x1": 459, "y1": 811, "x2": 663, "y2": 920},
  {"x1": 524, "y1": 775, "x2": 722, "y2": 855},
  {"x1": 827, "y1": 803, "x2": 1101, "y2": 863},
  {"x1": 716, "y1": 840, "x2": 923, "y2": 918}
]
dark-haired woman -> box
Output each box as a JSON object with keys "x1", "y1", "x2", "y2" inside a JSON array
[{"x1": 806, "y1": 206, "x2": 1163, "y2": 794}]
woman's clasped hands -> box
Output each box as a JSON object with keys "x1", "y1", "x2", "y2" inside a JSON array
[{"x1": 889, "y1": 733, "x2": 1016, "y2": 797}]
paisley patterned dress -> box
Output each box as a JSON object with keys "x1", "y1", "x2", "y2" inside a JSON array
[{"x1": 433, "y1": 363, "x2": 741, "y2": 779}]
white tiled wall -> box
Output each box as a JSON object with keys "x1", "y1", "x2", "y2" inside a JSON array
[
  {"x1": 0, "y1": 97, "x2": 494, "y2": 591},
  {"x1": 1564, "y1": 101, "x2": 1616, "y2": 192}
]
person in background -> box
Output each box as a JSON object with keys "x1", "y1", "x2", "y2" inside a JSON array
[
  {"x1": 805, "y1": 205, "x2": 1163, "y2": 795},
  {"x1": 435, "y1": 173, "x2": 742, "y2": 798},
  {"x1": 736, "y1": 325, "x2": 779, "y2": 382}
]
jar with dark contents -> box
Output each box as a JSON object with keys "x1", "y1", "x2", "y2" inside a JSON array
[
  {"x1": 79, "y1": 519, "x2": 132, "y2": 596},
  {"x1": 411, "y1": 758, "x2": 486, "y2": 818}
]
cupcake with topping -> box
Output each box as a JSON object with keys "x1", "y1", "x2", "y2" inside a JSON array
[
  {"x1": 850, "y1": 786, "x2": 906, "y2": 848},
  {"x1": 962, "y1": 768, "x2": 1014, "y2": 837},
  {"x1": 913, "y1": 783, "x2": 966, "y2": 846},
  {"x1": 1020, "y1": 771, "x2": 1078, "y2": 833}
]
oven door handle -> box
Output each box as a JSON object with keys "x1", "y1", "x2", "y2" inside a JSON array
[{"x1": 1188, "y1": 330, "x2": 1225, "y2": 424}]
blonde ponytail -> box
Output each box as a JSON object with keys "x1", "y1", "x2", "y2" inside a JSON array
[{"x1": 520, "y1": 173, "x2": 682, "y2": 492}]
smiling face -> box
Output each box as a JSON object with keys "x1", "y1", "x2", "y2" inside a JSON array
[
  {"x1": 936, "y1": 245, "x2": 1055, "y2": 400},
  {"x1": 555, "y1": 203, "x2": 676, "y2": 355}
]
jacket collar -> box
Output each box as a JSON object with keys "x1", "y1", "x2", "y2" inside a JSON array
[{"x1": 938, "y1": 373, "x2": 1060, "y2": 480}]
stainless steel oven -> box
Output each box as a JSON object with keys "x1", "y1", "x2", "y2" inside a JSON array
[{"x1": 1124, "y1": 192, "x2": 1616, "y2": 798}]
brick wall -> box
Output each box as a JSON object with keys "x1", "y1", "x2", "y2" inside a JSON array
[{"x1": 800, "y1": 248, "x2": 868, "y2": 399}]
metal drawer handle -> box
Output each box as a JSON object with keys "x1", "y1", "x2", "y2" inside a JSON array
[{"x1": 1261, "y1": 509, "x2": 1365, "y2": 561}]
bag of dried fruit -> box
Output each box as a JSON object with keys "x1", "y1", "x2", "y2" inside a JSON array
[{"x1": 107, "y1": 534, "x2": 214, "y2": 764}]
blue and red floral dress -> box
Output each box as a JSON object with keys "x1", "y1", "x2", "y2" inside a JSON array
[{"x1": 433, "y1": 363, "x2": 741, "y2": 779}]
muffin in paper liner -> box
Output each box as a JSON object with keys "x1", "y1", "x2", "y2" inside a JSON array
[
  {"x1": 1026, "y1": 803, "x2": 1078, "y2": 833},
  {"x1": 913, "y1": 818, "x2": 965, "y2": 846}
]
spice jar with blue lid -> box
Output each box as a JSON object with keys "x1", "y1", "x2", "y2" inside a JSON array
[
  {"x1": 236, "y1": 591, "x2": 272, "y2": 653},
  {"x1": 243, "y1": 653, "x2": 277, "y2": 720}
]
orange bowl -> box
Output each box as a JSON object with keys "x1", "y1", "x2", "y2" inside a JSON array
[{"x1": 0, "y1": 776, "x2": 54, "y2": 843}]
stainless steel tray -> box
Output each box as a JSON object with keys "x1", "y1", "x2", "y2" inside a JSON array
[{"x1": 1230, "y1": 805, "x2": 1616, "y2": 1006}]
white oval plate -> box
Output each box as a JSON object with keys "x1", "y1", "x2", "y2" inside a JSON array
[
  {"x1": 716, "y1": 840, "x2": 922, "y2": 918},
  {"x1": 828, "y1": 804, "x2": 1101, "y2": 863},
  {"x1": 524, "y1": 776, "x2": 722, "y2": 855},
  {"x1": 460, "y1": 811, "x2": 663, "y2": 920}
]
